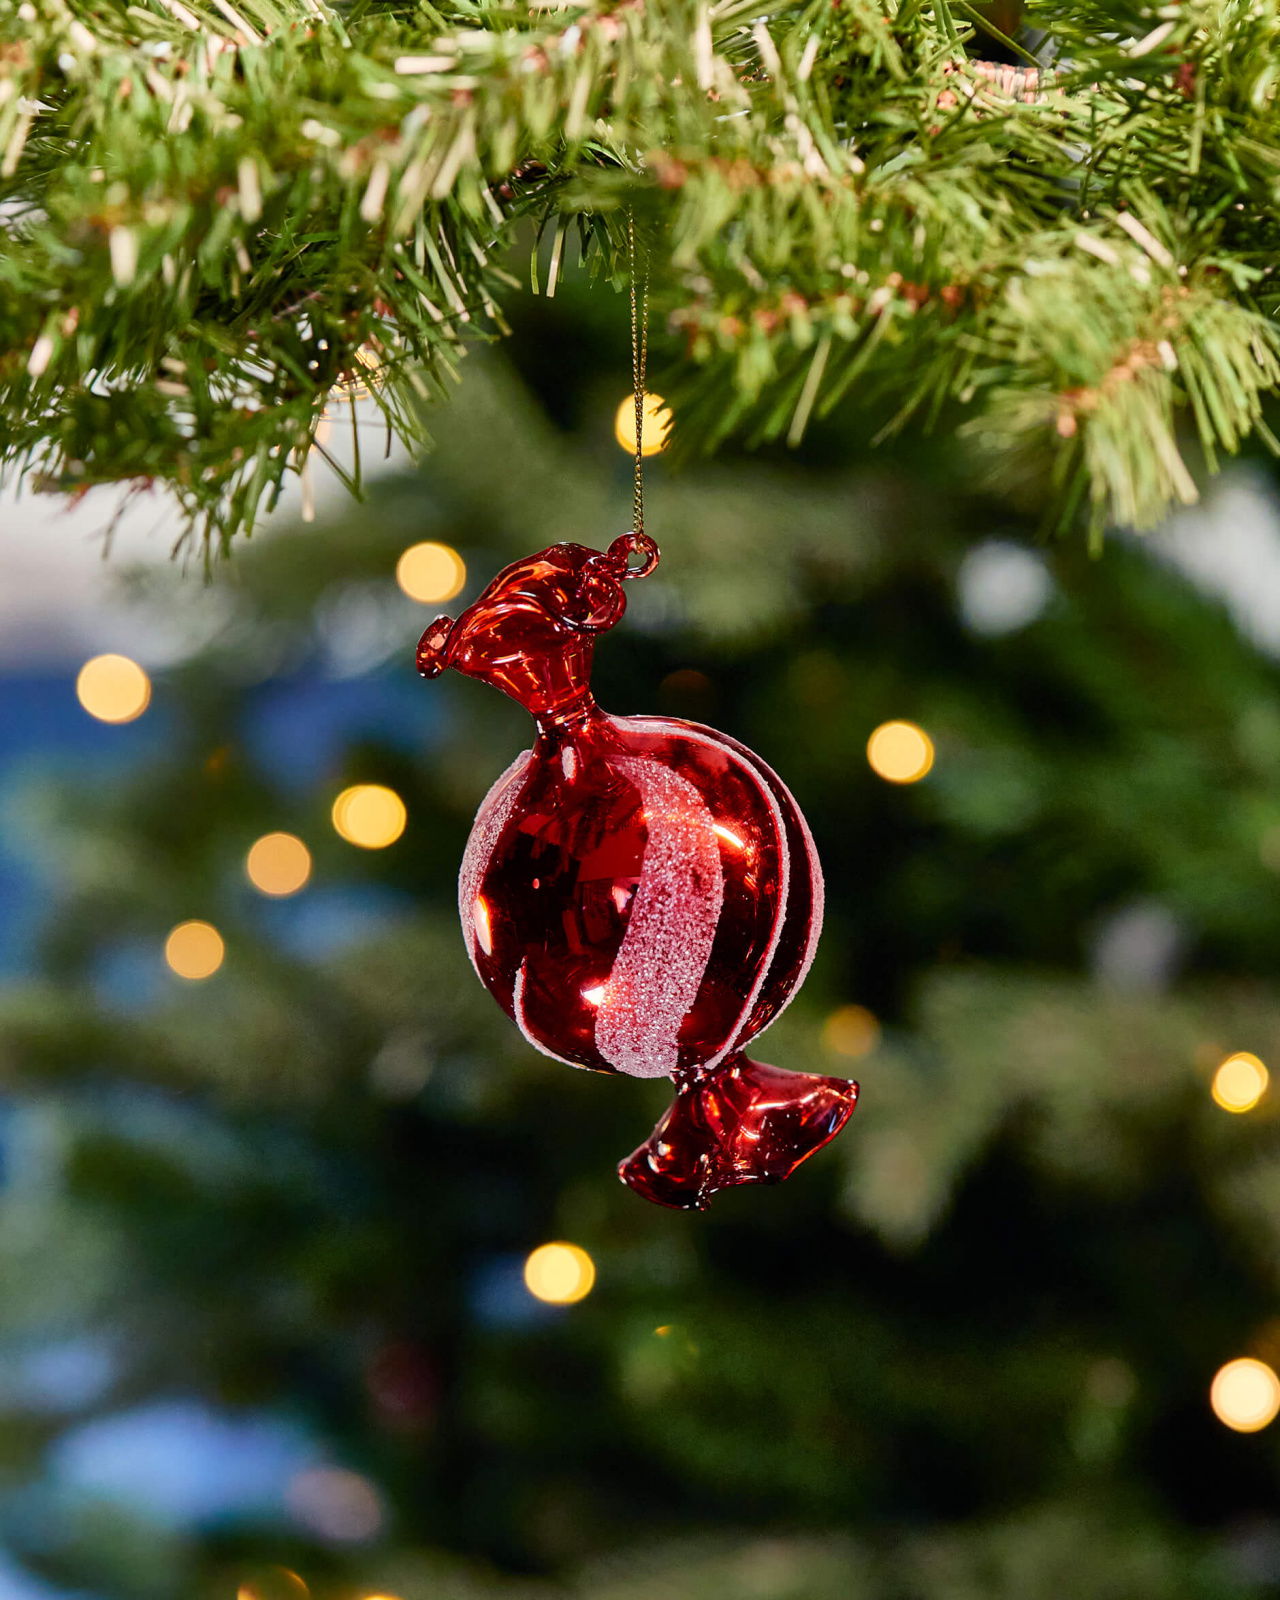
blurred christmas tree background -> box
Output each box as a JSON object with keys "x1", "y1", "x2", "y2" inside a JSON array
[{"x1": 4, "y1": 277, "x2": 1280, "y2": 1600}]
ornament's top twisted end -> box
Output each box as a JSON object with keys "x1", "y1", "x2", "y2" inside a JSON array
[
  {"x1": 601, "y1": 531, "x2": 660, "y2": 581},
  {"x1": 416, "y1": 534, "x2": 660, "y2": 727}
]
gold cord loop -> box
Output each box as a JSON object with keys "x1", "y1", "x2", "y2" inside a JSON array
[{"x1": 627, "y1": 210, "x2": 648, "y2": 544}]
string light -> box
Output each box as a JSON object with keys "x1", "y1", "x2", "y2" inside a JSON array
[
  {"x1": 246, "y1": 832, "x2": 312, "y2": 897},
  {"x1": 613, "y1": 392, "x2": 672, "y2": 457},
  {"x1": 330, "y1": 340, "x2": 388, "y2": 404},
  {"x1": 164, "y1": 920, "x2": 225, "y2": 980},
  {"x1": 1210, "y1": 1357, "x2": 1280, "y2": 1433},
  {"x1": 332, "y1": 784, "x2": 407, "y2": 849},
  {"x1": 867, "y1": 720, "x2": 935, "y2": 784},
  {"x1": 523, "y1": 1241, "x2": 596, "y2": 1305},
  {"x1": 823, "y1": 1003, "x2": 881, "y2": 1058},
  {"x1": 236, "y1": 1570, "x2": 309, "y2": 1600},
  {"x1": 1212, "y1": 1052, "x2": 1269, "y2": 1113},
  {"x1": 75, "y1": 653, "x2": 151, "y2": 724},
  {"x1": 396, "y1": 541, "x2": 467, "y2": 605}
]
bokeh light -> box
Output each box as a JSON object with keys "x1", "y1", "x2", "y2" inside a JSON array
[
  {"x1": 286, "y1": 1466, "x2": 384, "y2": 1544},
  {"x1": 395, "y1": 541, "x2": 467, "y2": 605},
  {"x1": 867, "y1": 720, "x2": 935, "y2": 784},
  {"x1": 524, "y1": 1242, "x2": 596, "y2": 1305},
  {"x1": 614, "y1": 392, "x2": 672, "y2": 457},
  {"x1": 236, "y1": 1569, "x2": 309, "y2": 1600},
  {"x1": 659, "y1": 667, "x2": 716, "y2": 717},
  {"x1": 1212, "y1": 1052, "x2": 1269, "y2": 1113},
  {"x1": 823, "y1": 1003, "x2": 881, "y2": 1059},
  {"x1": 332, "y1": 784, "x2": 407, "y2": 849},
  {"x1": 246, "y1": 832, "x2": 312, "y2": 897},
  {"x1": 956, "y1": 540, "x2": 1053, "y2": 636},
  {"x1": 164, "y1": 920, "x2": 225, "y2": 980},
  {"x1": 1210, "y1": 1357, "x2": 1280, "y2": 1432},
  {"x1": 75, "y1": 653, "x2": 151, "y2": 724}
]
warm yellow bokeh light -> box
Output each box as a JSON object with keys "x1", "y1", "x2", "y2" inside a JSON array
[
  {"x1": 1210, "y1": 1357, "x2": 1280, "y2": 1433},
  {"x1": 1212, "y1": 1052, "x2": 1269, "y2": 1113},
  {"x1": 396, "y1": 541, "x2": 467, "y2": 605},
  {"x1": 246, "y1": 832, "x2": 313, "y2": 897},
  {"x1": 164, "y1": 920, "x2": 225, "y2": 980},
  {"x1": 75, "y1": 653, "x2": 151, "y2": 724},
  {"x1": 867, "y1": 720, "x2": 935, "y2": 784},
  {"x1": 332, "y1": 784, "x2": 407, "y2": 849},
  {"x1": 614, "y1": 392, "x2": 672, "y2": 457},
  {"x1": 524, "y1": 1241, "x2": 596, "y2": 1305},
  {"x1": 823, "y1": 1003, "x2": 881, "y2": 1059},
  {"x1": 236, "y1": 1569, "x2": 309, "y2": 1600}
]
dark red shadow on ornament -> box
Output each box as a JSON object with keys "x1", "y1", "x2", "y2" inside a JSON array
[{"x1": 619, "y1": 1053, "x2": 859, "y2": 1211}]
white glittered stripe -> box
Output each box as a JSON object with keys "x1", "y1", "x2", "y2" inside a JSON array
[
  {"x1": 624, "y1": 719, "x2": 788, "y2": 1070},
  {"x1": 513, "y1": 959, "x2": 576, "y2": 1067},
  {"x1": 458, "y1": 748, "x2": 531, "y2": 979},
  {"x1": 594, "y1": 756, "x2": 725, "y2": 1080}
]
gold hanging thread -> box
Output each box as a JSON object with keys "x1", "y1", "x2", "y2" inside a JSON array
[{"x1": 627, "y1": 211, "x2": 648, "y2": 542}]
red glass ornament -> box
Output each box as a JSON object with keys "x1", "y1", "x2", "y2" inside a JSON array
[{"x1": 418, "y1": 534, "x2": 857, "y2": 1209}]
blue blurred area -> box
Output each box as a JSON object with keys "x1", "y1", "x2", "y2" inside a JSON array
[
  {"x1": 0, "y1": 656, "x2": 435, "y2": 1598},
  {"x1": 47, "y1": 1399, "x2": 319, "y2": 1531},
  {"x1": 468, "y1": 1253, "x2": 564, "y2": 1331},
  {"x1": 0, "y1": 674, "x2": 167, "y2": 978},
  {"x1": 0, "y1": 665, "x2": 440, "y2": 982},
  {"x1": 0, "y1": 1548, "x2": 93, "y2": 1600},
  {"x1": 241, "y1": 668, "x2": 431, "y2": 794}
]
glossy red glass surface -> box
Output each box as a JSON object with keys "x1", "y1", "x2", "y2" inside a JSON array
[{"x1": 420, "y1": 534, "x2": 857, "y2": 1210}]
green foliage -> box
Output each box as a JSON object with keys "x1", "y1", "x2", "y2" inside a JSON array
[
  {"x1": 2, "y1": 0, "x2": 1280, "y2": 547},
  {"x1": 4, "y1": 324, "x2": 1280, "y2": 1595}
]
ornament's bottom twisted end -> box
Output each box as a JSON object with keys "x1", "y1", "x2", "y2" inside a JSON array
[{"x1": 617, "y1": 1053, "x2": 859, "y2": 1211}]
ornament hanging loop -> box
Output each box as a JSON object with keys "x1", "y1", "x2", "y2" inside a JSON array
[{"x1": 606, "y1": 529, "x2": 660, "y2": 579}]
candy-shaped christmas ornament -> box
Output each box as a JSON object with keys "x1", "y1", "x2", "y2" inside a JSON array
[{"x1": 417, "y1": 532, "x2": 858, "y2": 1209}]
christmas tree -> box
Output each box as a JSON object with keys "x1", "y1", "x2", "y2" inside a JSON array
[
  {"x1": 5, "y1": 1, "x2": 1280, "y2": 1595},
  {"x1": 3, "y1": 0, "x2": 1280, "y2": 545},
  {"x1": 2, "y1": 266, "x2": 1280, "y2": 1595}
]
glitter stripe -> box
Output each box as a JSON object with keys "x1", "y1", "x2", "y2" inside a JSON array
[
  {"x1": 624, "y1": 719, "x2": 790, "y2": 1070},
  {"x1": 594, "y1": 756, "x2": 725, "y2": 1079},
  {"x1": 513, "y1": 960, "x2": 576, "y2": 1067}
]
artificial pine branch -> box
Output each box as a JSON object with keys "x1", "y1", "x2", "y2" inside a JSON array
[{"x1": 1, "y1": 0, "x2": 1278, "y2": 548}]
